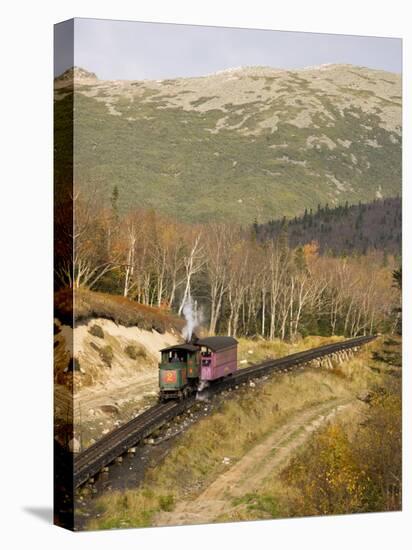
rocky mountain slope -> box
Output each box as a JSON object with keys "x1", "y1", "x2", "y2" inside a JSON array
[{"x1": 55, "y1": 64, "x2": 401, "y2": 223}]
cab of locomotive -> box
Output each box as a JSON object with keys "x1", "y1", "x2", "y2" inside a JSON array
[{"x1": 158, "y1": 344, "x2": 200, "y2": 399}]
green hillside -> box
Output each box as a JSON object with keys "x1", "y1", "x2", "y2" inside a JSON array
[{"x1": 55, "y1": 65, "x2": 401, "y2": 224}]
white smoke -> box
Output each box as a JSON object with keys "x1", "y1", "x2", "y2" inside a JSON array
[{"x1": 182, "y1": 297, "x2": 202, "y2": 341}]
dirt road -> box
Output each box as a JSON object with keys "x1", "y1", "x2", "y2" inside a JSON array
[{"x1": 154, "y1": 398, "x2": 355, "y2": 526}]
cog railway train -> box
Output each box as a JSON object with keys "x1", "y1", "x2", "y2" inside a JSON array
[{"x1": 158, "y1": 336, "x2": 238, "y2": 400}]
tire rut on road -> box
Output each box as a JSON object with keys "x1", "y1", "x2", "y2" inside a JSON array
[{"x1": 154, "y1": 397, "x2": 355, "y2": 526}]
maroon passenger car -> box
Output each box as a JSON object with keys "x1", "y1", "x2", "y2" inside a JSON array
[{"x1": 196, "y1": 336, "x2": 238, "y2": 381}]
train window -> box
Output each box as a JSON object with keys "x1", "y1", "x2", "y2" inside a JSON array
[{"x1": 169, "y1": 352, "x2": 187, "y2": 362}]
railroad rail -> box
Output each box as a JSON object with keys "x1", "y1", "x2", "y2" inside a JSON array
[{"x1": 73, "y1": 334, "x2": 376, "y2": 488}]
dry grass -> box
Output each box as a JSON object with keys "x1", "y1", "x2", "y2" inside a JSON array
[
  {"x1": 124, "y1": 344, "x2": 147, "y2": 360},
  {"x1": 55, "y1": 288, "x2": 184, "y2": 333},
  {"x1": 217, "y1": 337, "x2": 401, "y2": 522},
  {"x1": 237, "y1": 335, "x2": 343, "y2": 368},
  {"x1": 87, "y1": 338, "x2": 381, "y2": 530}
]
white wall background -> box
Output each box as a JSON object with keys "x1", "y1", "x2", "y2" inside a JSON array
[{"x1": 0, "y1": 1, "x2": 410, "y2": 548}]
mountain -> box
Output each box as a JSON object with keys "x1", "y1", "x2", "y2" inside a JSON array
[
  {"x1": 55, "y1": 66, "x2": 98, "y2": 84},
  {"x1": 54, "y1": 64, "x2": 401, "y2": 224},
  {"x1": 254, "y1": 197, "x2": 401, "y2": 257}
]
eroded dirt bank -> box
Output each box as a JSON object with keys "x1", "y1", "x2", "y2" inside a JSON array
[{"x1": 54, "y1": 317, "x2": 180, "y2": 450}]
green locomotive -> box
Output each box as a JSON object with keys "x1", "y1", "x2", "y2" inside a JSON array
[{"x1": 159, "y1": 343, "x2": 200, "y2": 400}]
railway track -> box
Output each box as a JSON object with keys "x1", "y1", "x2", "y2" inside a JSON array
[{"x1": 73, "y1": 334, "x2": 376, "y2": 488}]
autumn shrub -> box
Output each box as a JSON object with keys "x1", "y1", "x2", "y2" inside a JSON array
[
  {"x1": 352, "y1": 388, "x2": 402, "y2": 511},
  {"x1": 158, "y1": 494, "x2": 175, "y2": 512},
  {"x1": 89, "y1": 324, "x2": 104, "y2": 338},
  {"x1": 231, "y1": 493, "x2": 280, "y2": 518},
  {"x1": 282, "y1": 423, "x2": 371, "y2": 516},
  {"x1": 99, "y1": 345, "x2": 113, "y2": 367},
  {"x1": 282, "y1": 381, "x2": 401, "y2": 516},
  {"x1": 125, "y1": 344, "x2": 146, "y2": 360}
]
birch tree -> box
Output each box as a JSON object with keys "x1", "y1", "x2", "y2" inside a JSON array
[{"x1": 178, "y1": 232, "x2": 205, "y2": 315}]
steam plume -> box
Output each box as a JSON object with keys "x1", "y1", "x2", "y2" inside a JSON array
[{"x1": 182, "y1": 297, "x2": 201, "y2": 341}]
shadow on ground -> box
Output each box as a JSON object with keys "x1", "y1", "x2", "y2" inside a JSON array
[{"x1": 23, "y1": 507, "x2": 53, "y2": 524}]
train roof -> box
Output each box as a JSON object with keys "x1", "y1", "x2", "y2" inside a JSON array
[
  {"x1": 160, "y1": 343, "x2": 199, "y2": 353},
  {"x1": 196, "y1": 336, "x2": 238, "y2": 351}
]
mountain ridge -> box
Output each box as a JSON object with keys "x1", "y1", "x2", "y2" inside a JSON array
[{"x1": 54, "y1": 63, "x2": 401, "y2": 224}]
